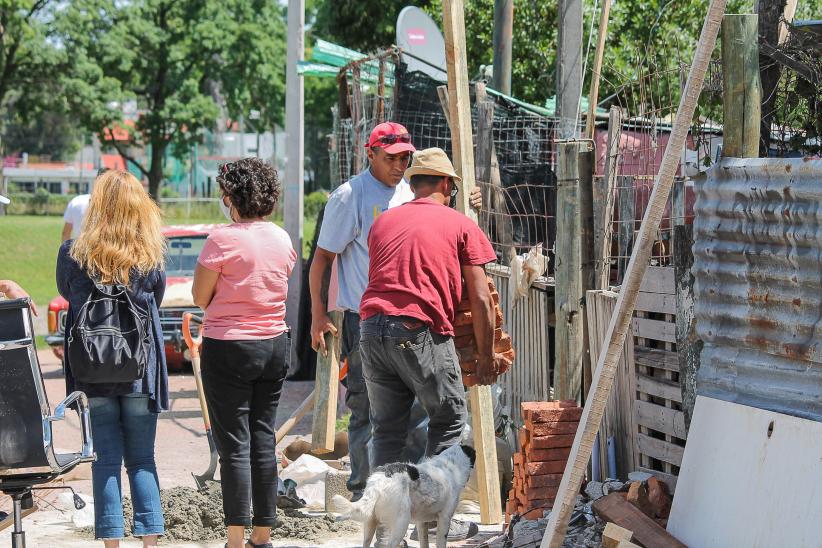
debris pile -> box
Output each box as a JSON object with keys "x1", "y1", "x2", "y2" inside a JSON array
[
  {"x1": 122, "y1": 482, "x2": 358, "y2": 543},
  {"x1": 507, "y1": 400, "x2": 581, "y2": 521}
]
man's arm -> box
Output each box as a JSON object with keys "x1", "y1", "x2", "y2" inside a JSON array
[
  {"x1": 61, "y1": 223, "x2": 73, "y2": 242},
  {"x1": 309, "y1": 247, "x2": 338, "y2": 356},
  {"x1": 462, "y1": 264, "x2": 496, "y2": 384}
]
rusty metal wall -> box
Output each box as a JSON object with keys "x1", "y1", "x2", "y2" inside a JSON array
[
  {"x1": 487, "y1": 265, "x2": 553, "y2": 428},
  {"x1": 693, "y1": 158, "x2": 822, "y2": 421}
]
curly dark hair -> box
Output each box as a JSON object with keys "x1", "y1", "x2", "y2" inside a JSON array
[{"x1": 217, "y1": 157, "x2": 280, "y2": 219}]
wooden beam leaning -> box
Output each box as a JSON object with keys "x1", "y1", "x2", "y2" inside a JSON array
[
  {"x1": 584, "y1": 0, "x2": 614, "y2": 138},
  {"x1": 540, "y1": 0, "x2": 727, "y2": 544},
  {"x1": 311, "y1": 310, "x2": 342, "y2": 453},
  {"x1": 721, "y1": 14, "x2": 761, "y2": 158},
  {"x1": 442, "y1": 0, "x2": 502, "y2": 525}
]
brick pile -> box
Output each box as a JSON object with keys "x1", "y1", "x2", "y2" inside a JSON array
[
  {"x1": 507, "y1": 400, "x2": 582, "y2": 521},
  {"x1": 453, "y1": 277, "x2": 515, "y2": 387}
]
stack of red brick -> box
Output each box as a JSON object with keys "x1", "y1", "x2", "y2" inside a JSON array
[{"x1": 507, "y1": 400, "x2": 582, "y2": 521}]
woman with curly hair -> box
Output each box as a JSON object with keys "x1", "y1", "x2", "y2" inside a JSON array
[
  {"x1": 56, "y1": 170, "x2": 167, "y2": 547},
  {"x1": 192, "y1": 157, "x2": 296, "y2": 548}
]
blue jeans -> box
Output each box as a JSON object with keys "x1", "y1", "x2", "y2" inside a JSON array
[
  {"x1": 360, "y1": 314, "x2": 466, "y2": 467},
  {"x1": 89, "y1": 394, "x2": 164, "y2": 539},
  {"x1": 342, "y1": 312, "x2": 427, "y2": 495}
]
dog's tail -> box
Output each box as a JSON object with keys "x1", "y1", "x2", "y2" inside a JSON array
[{"x1": 331, "y1": 493, "x2": 376, "y2": 521}]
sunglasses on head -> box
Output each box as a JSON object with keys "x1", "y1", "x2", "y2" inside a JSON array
[{"x1": 377, "y1": 133, "x2": 412, "y2": 145}]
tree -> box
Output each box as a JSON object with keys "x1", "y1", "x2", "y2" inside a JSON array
[
  {"x1": 313, "y1": 0, "x2": 435, "y2": 54},
  {"x1": 58, "y1": 0, "x2": 287, "y2": 199},
  {"x1": 0, "y1": 1, "x2": 67, "y2": 213}
]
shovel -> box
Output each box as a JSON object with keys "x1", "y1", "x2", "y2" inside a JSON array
[{"x1": 182, "y1": 312, "x2": 218, "y2": 491}]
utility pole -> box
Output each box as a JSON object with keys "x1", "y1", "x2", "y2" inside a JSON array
[
  {"x1": 556, "y1": 0, "x2": 583, "y2": 139},
  {"x1": 491, "y1": 0, "x2": 513, "y2": 95},
  {"x1": 285, "y1": 0, "x2": 305, "y2": 355}
]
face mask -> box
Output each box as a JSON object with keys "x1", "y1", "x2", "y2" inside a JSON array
[{"x1": 219, "y1": 198, "x2": 234, "y2": 223}]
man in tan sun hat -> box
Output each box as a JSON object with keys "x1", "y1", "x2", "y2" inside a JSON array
[{"x1": 359, "y1": 147, "x2": 509, "y2": 470}]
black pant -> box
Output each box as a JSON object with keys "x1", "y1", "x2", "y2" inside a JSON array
[{"x1": 201, "y1": 335, "x2": 288, "y2": 527}]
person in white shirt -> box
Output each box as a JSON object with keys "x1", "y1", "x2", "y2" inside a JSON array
[
  {"x1": 61, "y1": 193, "x2": 91, "y2": 241},
  {"x1": 61, "y1": 168, "x2": 108, "y2": 242}
]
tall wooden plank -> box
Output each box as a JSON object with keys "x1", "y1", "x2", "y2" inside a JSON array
[
  {"x1": 311, "y1": 310, "x2": 342, "y2": 453},
  {"x1": 579, "y1": 146, "x2": 595, "y2": 397},
  {"x1": 540, "y1": 0, "x2": 726, "y2": 542},
  {"x1": 595, "y1": 107, "x2": 624, "y2": 290},
  {"x1": 721, "y1": 14, "x2": 761, "y2": 158},
  {"x1": 442, "y1": 0, "x2": 501, "y2": 524},
  {"x1": 617, "y1": 176, "x2": 635, "y2": 281},
  {"x1": 584, "y1": 0, "x2": 613, "y2": 138},
  {"x1": 554, "y1": 141, "x2": 584, "y2": 402},
  {"x1": 556, "y1": 0, "x2": 584, "y2": 139}
]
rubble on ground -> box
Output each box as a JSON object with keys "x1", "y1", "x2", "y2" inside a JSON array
[{"x1": 121, "y1": 481, "x2": 358, "y2": 543}]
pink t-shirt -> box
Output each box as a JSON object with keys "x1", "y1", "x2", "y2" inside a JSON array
[{"x1": 197, "y1": 222, "x2": 297, "y2": 340}]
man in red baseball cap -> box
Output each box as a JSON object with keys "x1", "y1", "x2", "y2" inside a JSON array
[{"x1": 308, "y1": 122, "x2": 481, "y2": 508}]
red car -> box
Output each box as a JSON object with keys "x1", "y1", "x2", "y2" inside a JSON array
[{"x1": 47, "y1": 224, "x2": 220, "y2": 372}]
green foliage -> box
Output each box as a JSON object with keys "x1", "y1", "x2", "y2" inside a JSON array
[
  {"x1": 56, "y1": 0, "x2": 287, "y2": 198},
  {"x1": 0, "y1": 1, "x2": 67, "y2": 142},
  {"x1": 3, "y1": 111, "x2": 84, "y2": 160},
  {"x1": 304, "y1": 190, "x2": 329, "y2": 220},
  {"x1": 7, "y1": 192, "x2": 73, "y2": 216}
]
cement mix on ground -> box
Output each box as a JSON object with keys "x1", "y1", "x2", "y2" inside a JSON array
[{"x1": 119, "y1": 482, "x2": 358, "y2": 543}]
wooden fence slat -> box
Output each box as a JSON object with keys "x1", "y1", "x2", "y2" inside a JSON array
[
  {"x1": 635, "y1": 400, "x2": 687, "y2": 439},
  {"x1": 631, "y1": 317, "x2": 676, "y2": 344},
  {"x1": 636, "y1": 433, "x2": 684, "y2": 467},
  {"x1": 634, "y1": 292, "x2": 677, "y2": 315},
  {"x1": 634, "y1": 348, "x2": 680, "y2": 372},
  {"x1": 636, "y1": 373, "x2": 682, "y2": 403},
  {"x1": 639, "y1": 266, "x2": 676, "y2": 294}
]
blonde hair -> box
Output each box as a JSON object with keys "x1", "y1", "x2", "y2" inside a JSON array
[{"x1": 70, "y1": 170, "x2": 166, "y2": 285}]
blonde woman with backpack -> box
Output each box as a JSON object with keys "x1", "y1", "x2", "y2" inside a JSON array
[{"x1": 56, "y1": 170, "x2": 167, "y2": 547}]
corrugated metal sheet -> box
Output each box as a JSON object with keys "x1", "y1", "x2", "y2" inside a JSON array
[
  {"x1": 487, "y1": 265, "x2": 553, "y2": 428},
  {"x1": 693, "y1": 158, "x2": 822, "y2": 421}
]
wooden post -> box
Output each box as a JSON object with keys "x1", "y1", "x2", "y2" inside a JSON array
[
  {"x1": 442, "y1": 0, "x2": 502, "y2": 525},
  {"x1": 492, "y1": 0, "x2": 514, "y2": 95},
  {"x1": 584, "y1": 0, "x2": 613, "y2": 138},
  {"x1": 556, "y1": 0, "x2": 584, "y2": 139},
  {"x1": 311, "y1": 310, "x2": 342, "y2": 453},
  {"x1": 721, "y1": 14, "x2": 761, "y2": 158},
  {"x1": 594, "y1": 107, "x2": 623, "y2": 290},
  {"x1": 554, "y1": 141, "x2": 587, "y2": 402},
  {"x1": 475, "y1": 83, "x2": 515, "y2": 263},
  {"x1": 540, "y1": 0, "x2": 726, "y2": 543},
  {"x1": 617, "y1": 176, "x2": 635, "y2": 282},
  {"x1": 779, "y1": 0, "x2": 798, "y2": 45},
  {"x1": 579, "y1": 145, "x2": 595, "y2": 397}
]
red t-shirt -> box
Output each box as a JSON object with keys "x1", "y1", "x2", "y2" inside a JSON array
[{"x1": 360, "y1": 198, "x2": 497, "y2": 336}]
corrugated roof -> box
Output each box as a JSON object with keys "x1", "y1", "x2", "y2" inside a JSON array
[{"x1": 693, "y1": 158, "x2": 822, "y2": 421}]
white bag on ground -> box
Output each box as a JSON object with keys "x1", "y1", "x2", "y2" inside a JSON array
[
  {"x1": 58, "y1": 492, "x2": 95, "y2": 529},
  {"x1": 280, "y1": 454, "x2": 333, "y2": 510}
]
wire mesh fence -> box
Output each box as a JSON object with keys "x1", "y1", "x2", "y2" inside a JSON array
[{"x1": 330, "y1": 54, "x2": 565, "y2": 269}]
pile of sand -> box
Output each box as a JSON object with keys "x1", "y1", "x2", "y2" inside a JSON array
[{"x1": 122, "y1": 481, "x2": 358, "y2": 543}]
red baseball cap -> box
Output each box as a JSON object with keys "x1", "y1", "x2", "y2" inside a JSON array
[{"x1": 366, "y1": 122, "x2": 416, "y2": 154}]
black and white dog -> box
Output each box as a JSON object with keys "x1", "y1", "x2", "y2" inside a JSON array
[{"x1": 333, "y1": 443, "x2": 477, "y2": 548}]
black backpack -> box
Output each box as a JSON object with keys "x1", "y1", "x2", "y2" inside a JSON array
[{"x1": 67, "y1": 281, "x2": 151, "y2": 383}]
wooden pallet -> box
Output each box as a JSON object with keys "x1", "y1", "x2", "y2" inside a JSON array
[{"x1": 631, "y1": 266, "x2": 684, "y2": 492}]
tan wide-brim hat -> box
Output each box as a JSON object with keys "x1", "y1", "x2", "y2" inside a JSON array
[{"x1": 404, "y1": 147, "x2": 462, "y2": 184}]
